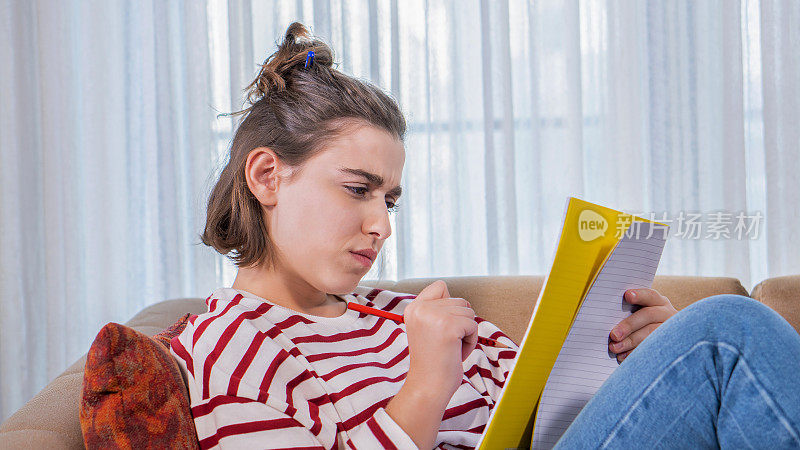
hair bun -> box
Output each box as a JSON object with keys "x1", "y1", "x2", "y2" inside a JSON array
[{"x1": 243, "y1": 22, "x2": 334, "y2": 105}]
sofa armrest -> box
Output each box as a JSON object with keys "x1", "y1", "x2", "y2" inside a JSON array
[{"x1": 0, "y1": 372, "x2": 85, "y2": 449}]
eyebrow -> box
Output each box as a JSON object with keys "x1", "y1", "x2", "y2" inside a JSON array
[{"x1": 338, "y1": 167, "x2": 403, "y2": 198}]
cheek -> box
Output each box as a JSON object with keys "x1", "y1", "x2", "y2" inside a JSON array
[
  {"x1": 312, "y1": 208, "x2": 352, "y2": 238},
  {"x1": 290, "y1": 191, "x2": 358, "y2": 243}
]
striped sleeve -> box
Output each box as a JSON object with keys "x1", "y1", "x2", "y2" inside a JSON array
[
  {"x1": 463, "y1": 317, "x2": 519, "y2": 402},
  {"x1": 171, "y1": 307, "x2": 419, "y2": 450}
]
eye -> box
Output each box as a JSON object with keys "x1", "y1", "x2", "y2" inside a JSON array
[
  {"x1": 345, "y1": 185, "x2": 400, "y2": 213},
  {"x1": 345, "y1": 185, "x2": 369, "y2": 197},
  {"x1": 387, "y1": 200, "x2": 401, "y2": 213}
]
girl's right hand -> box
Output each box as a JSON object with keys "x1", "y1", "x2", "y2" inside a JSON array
[{"x1": 402, "y1": 280, "x2": 478, "y2": 400}]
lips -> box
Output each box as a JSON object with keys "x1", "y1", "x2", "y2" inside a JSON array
[{"x1": 351, "y1": 248, "x2": 377, "y2": 262}]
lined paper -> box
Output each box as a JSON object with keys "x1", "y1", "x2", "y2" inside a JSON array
[{"x1": 531, "y1": 221, "x2": 668, "y2": 449}]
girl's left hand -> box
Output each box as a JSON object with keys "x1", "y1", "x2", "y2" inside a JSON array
[{"x1": 609, "y1": 288, "x2": 677, "y2": 363}]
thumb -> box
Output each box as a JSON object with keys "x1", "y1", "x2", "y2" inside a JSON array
[
  {"x1": 461, "y1": 320, "x2": 478, "y2": 361},
  {"x1": 416, "y1": 280, "x2": 450, "y2": 301}
]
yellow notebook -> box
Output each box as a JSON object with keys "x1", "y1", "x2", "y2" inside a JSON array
[{"x1": 476, "y1": 197, "x2": 668, "y2": 449}]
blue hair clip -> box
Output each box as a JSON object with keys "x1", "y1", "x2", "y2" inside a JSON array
[{"x1": 304, "y1": 50, "x2": 315, "y2": 69}]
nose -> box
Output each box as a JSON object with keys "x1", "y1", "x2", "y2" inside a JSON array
[{"x1": 364, "y1": 199, "x2": 392, "y2": 240}]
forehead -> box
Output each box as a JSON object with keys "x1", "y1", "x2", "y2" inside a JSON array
[{"x1": 312, "y1": 124, "x2": 405, "y2": 179}]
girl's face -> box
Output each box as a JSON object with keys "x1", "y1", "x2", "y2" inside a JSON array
[{"x1": 267, "y1": 124, "x2": 405, "y2": 295}]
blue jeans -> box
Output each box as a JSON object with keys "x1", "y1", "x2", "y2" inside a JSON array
[{"x1": 554, "y1": 295, "x2": 800, "y2": 449}]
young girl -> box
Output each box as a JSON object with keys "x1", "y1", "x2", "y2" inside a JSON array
[{"x1": 171, "y1": 23, "x2": 800, "y2": 449}]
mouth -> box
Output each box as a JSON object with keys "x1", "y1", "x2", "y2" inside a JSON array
[{"x1": 350, "y1": 248, "x2": 377, "y2": 267}]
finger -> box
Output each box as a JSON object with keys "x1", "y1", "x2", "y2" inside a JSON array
[
  {"x1": 610, "y1": 305, "x2": 672, "y2": 341},
  {"x1": 624, "y1": 288, "x2": 669, "y2": 307},
  {"x1": 434, "y1": 304, "x2": 475, "y2": 320},
  {"x1": 451, "y1": 297, "x2": 469, "y2": 308},
  {"x1": 453, "y1": 305, "x2": 476, "y2": 317},
  {"x1": 609, "y1": 322, "x2": 660, "y2": 354},
  {"x1": 416, "y1": 280, "x2": 450, "y2": 301},
  {"x1": 431, "y1": 297, "x2": 469, "y2": 308},
  {"x1": 616, "y1": 349, "x2": 632, "y2": 364},
  {"x1": 461, "y1": 319, "x2": 479, "y2": 361}
]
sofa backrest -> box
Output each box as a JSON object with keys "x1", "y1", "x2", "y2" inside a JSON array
[{"x1": 363, "y1": 275, "x2": 751, "y2": 344}]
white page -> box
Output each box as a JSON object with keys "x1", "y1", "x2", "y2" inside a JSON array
[{"x1": 531, "y1": 221, "x2": 668, "y2": 449}]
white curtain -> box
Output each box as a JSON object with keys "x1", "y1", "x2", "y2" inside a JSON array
[
  {"x1": 1, "y1": 0, "x2": 798, "y2": 422},
  {"x1": 0, "y1": 1, "x2": 223, "y2": 420},
  {"x1": 237, "y1": 0, "x2": 794, "y2": 289}
]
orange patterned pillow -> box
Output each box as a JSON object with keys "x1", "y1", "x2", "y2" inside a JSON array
[{"x1": 80, "y1": 314, "x2": 199, "y2": 449}]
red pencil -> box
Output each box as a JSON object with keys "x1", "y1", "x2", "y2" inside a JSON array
[{"x1": 346, "y1": 302, "x2": 511, "y2": 349}]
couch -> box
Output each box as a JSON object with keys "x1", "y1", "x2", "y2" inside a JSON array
[{"x1": 1, "y1": 274, "x2": 799, "y2": 449}]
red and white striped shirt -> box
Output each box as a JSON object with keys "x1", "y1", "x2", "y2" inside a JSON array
[{"x1": 171, "y1": 286, "x2": 518, "y2": 449}]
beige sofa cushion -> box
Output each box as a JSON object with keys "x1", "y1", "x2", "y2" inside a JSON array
[
  {"x1": 651, "y1": 276, "x2": 749, "y2": 310},
  {"x1": 751, "y1": 275, "x2": 800, "y2": 334}
]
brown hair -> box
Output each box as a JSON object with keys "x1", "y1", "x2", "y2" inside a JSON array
[{"x1": 202, "y1": 22, "x2": 406, "y2": 270}]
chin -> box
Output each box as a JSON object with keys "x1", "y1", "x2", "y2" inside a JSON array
[{"x1": 324, "y1": 276, "x2": 363, "y2": 295}]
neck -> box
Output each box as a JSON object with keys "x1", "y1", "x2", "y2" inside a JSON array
[{"x1": 231, "y1": 265, "x2": 345, "y2": 318}]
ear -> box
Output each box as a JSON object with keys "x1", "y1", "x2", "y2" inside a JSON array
[{"x1": 244, "y1": 147, "x2": 283, "y2": 207}]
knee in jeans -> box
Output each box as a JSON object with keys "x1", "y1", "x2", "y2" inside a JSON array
[
  {"x1": 679, "y1": 294, "x2": 782, "y2": 339},
  {"x1": 692, "y1": 294, "x2": 756, "y2": 312}
]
